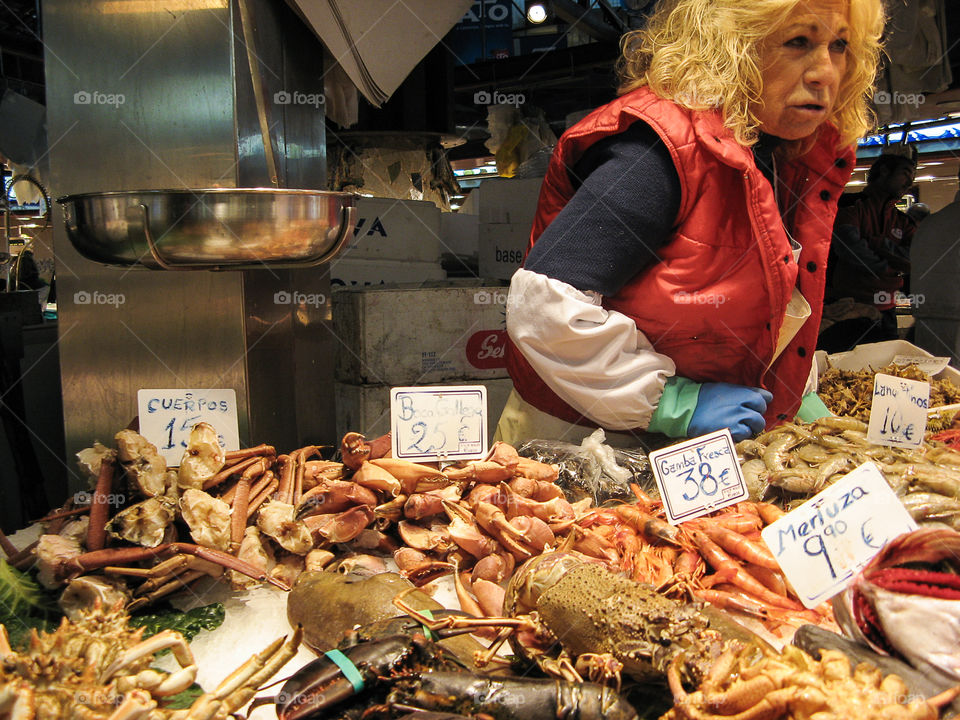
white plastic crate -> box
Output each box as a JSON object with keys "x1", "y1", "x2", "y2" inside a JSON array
[{"x1": 332, "y1": 283, "x2": 510, "y2": 385}]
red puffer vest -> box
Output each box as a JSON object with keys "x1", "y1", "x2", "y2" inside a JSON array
[{"x1": 505, "y1": 86, "x2": 855, "y2": 430}]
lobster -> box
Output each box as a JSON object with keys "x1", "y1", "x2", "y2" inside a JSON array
[
  {"x1": 274, "y1": 632, "x2": 638, "y2": 720},
  {"x1": 396, "y1": 551, "x2": 760, "y2": 689}
]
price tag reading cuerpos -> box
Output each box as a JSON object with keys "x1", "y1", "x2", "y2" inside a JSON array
[
  {"x1": 866, "y1": 373, "x2": 929, "y2": 448},
  {"x1": 761, "y1": 462, "x2": 917, "y2": 609},
  {"x1": 137, "y1": 389, "x2": 239, "y2": 466},
  {"x1": 390, "y1": 385, "x2": 487, "y2": 463},
  {"x1": 649, "y1": 429, "x2": 747, "y2": 525}
]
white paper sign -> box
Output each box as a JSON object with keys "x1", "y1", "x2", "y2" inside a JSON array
[
  {"x1": 390, "y1": 385, "x2": 487, "y2": 462},
  {"x1": 649, "y1": 429, "x2": 747, "y2": 525},
  {"x1": 761, "y1": 462, "x2": 917, "y2": 608},
  {"x1": 892, "y1": 354, "x2": 950, "y2": 376},
  {"x1": 866, "y1": 373, "x2": 929, "y2": 448},
  {"x1": 137, "y1": 389, "x2": 239, "y2": 466}
]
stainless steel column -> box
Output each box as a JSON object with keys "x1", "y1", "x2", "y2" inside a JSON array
[{"x1": 43, "y1": 0, "x2": 333, "y2": 489}]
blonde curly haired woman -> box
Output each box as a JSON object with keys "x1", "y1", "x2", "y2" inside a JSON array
[{"x1": 499, "y1": 0, "x2": 885, "y2": 447}]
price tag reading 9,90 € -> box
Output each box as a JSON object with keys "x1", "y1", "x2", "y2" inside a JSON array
[
  {"x1": 649, "y1": 429, "x2": 748, "y2": 525},
  {"x1": 390, "y1": 385, "x2": 487, "y2": 463},
  {"x1": 760, "y1": 461, "x2": 917, "y2": 608},
  {"x1": 137, "y1": 389, "x2": 239, "y2": 466}
]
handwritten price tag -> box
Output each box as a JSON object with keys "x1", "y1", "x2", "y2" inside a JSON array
[
  {"x1": 867, "y1": 373, "x2": 929, "y2": 448},
  {"x1": 649, "y1": 429, "x2": 747, "y2": 525},
  {"x1": 137, "y1": 389, "x2": 239, "y2": 466},
  {"x1": 390, "y1": 385, "x2": 487, "y2": 462},
  {"x1": 892, "y1": 354, "x2": 950, "y2": 376},
  {"x1": 761, "y1": 462, "x2": 917, "y2": 608}
]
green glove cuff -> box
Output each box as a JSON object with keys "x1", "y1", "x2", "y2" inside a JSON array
[
  {"x1": 796, "y1": 391, "x2": 832, "y2": 423},
  {"x1": 648, "y1": 376, "x2": 702, "y2": 437}
]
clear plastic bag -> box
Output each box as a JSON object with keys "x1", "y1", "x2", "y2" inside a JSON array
[{"x1": 518, "y1": 429, "x2": 657, "y2": 506}]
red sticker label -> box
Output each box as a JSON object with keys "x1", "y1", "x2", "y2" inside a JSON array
[{"x1": 466, "y1": 330, "x2": 507, "y2": 369}]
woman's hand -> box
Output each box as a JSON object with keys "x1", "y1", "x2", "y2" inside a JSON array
[
  {"x1": 649, "y1": 377, "x2": 771, "y2": 441},
  {"x1": 688, "y1": 383, "x2": 772, "y2": 440}
]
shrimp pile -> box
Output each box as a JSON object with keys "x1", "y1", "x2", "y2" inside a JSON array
[{"x1": 575, "y1": 488, "x2": 835, "y2": 640}]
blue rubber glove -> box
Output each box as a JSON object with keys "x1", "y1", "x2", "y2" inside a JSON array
[{"x1": 648, "y1": 376, "x2": 772, "y2": 441}]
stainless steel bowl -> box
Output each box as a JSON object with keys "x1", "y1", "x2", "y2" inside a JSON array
[{"x1": 57, "y1": 188, "x2": 357, "y2": 270}]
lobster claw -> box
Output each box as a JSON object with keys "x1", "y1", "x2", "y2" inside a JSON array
[
  {"x1": 277, "y1": 654, "x2": 359, "y2": 720},
  {"x1": 276, "y1": 635, "x2": 419, "y2": 720}
]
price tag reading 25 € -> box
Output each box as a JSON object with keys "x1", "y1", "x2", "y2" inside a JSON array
[
  {"x1": 649, "y1": 429, "x2": 748, "y2": 525},
  {"x1": 390, "y1": 385, "x2": 488, "y2": 463}
]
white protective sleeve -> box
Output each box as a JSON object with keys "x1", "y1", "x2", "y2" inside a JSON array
[{"x1": 506, "y1": 268, "x2": 677, "y2": 430}]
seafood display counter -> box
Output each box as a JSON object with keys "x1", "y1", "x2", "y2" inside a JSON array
[{"x1": 4, "y1": 351, "x2": 960, "y2": 719}]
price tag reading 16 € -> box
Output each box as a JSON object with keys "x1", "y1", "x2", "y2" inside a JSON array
[{"x1": 649, "y1": 429, "x2": 748, "y2": 525}]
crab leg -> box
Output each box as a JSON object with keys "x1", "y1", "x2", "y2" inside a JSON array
[
  {"x1": 203, "y1": 456, "x2": 261, "y2": 491},
  {"x1": 231, "y1": 479, "x2": 251, "y2": 553},
  {"x1": 0, "y1": 625, "x2": 11, "y2": 655},
  {"x1": 0, "y1": 530, "x2": 18, "y2": 558},
  {"x1": 224, "y1": 444, "x2": 275, "y2": 463},
  {"x1": 247, "y1": 473, "x2": 278, "y2": 519},
  {"x1": 107, "y1": 690, "x2": 157, "y2": 720},
  {"x1": 59, "y1": 542, "x2": 292, "y2": 590},
  {"x1": 87, "y1": 455, "x2": 116, "y2": 551},
  {"x1": 275, "y1": 454, "x2": 295, "y2": 504},
  {"x1": 105, "y1": 629, "x2": 198, "y2": 696},
  {"x1": 127, "y1": 571, "x2": 207, "y2": 613},
  {"x1": 9, "y1": 540, "x2": 39, "y2": 570},
  {"x1": 104, "y1": 554, "x2": 195, "y2": 579},
  {"x1": 170, "y1": 627, "x2": 302, "y2": 720},
  {"x1": 33, "y1": 505, "x2": 91, "y2": 524},
  {"x1": 222, "y1": 458, "x2": 269, "y2": 505}
]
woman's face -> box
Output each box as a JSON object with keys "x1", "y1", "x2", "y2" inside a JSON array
[{"x1": 755, "y1": 0, "x2": 850, "y2": 140}]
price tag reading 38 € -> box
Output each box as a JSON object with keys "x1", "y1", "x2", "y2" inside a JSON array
[
  {"x1": 866, "y1": 373, "x2": 929, "y2": 449},
  {"x1": 760, "y1": 461, "x2": 917, "y2": 609},
  {"x1": 390, "y1": 385, "x2": 488, "y2": 463},
  {"x1": 649, "y1": 429, "x2": 748, "y2": 525}
]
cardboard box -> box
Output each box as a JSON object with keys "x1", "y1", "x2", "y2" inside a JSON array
[
  {"x1": 458, "y1": 177, "x2": 543, "y2": 226},
  {"x1": 440, "y1": 211, "x2": 479, "y2": 258},
  {"x1": 336, "y1": 197, "x2": 441, "y2": 263},
  {"x1": 329, "y1": 257, "x2": 447, "y2": 288},
  {"x1": 332, "y1": 283, "x2": 510, "y2": 384},
  {"x1": 478, "y1": 221, "x2": 529, "y2": 281},
  {"x1": 815, "y1": 339, "x2": 960, "y2": 399},
  {"x1": 334, "y1": 378, "x2": 514, "y2": 445}
]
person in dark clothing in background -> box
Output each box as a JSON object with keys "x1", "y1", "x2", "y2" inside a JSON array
[{"x1": 822, "y1": 153, "x2": 916, "y2": 350}]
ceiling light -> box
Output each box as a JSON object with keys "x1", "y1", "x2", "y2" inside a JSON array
[{"x1": 526, "y1": 2, "x2": 548, "y2": 23}]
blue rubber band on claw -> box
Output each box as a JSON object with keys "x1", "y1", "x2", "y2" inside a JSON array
[{"x1": 323, "y1": 649, "x2": 365, "y2": 692}]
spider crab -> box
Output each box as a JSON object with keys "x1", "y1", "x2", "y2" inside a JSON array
[{"x1": 0, "y1": 601, "x2": 300, "y2": 720}]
